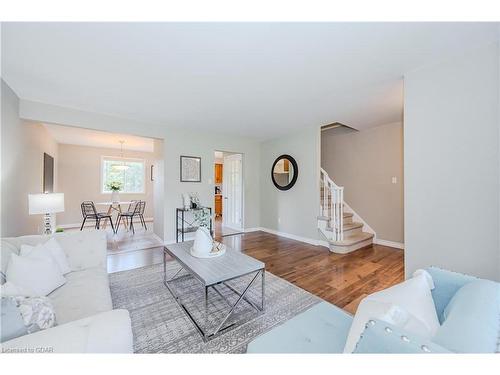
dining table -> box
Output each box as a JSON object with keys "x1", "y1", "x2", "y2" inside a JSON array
[{"x1": 95, "y1": 201, "x2": 134, "y2": 230}]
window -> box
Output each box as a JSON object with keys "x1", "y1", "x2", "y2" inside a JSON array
[{"x1": 101, "y1": 157, "x2": 145, "y2": 193}]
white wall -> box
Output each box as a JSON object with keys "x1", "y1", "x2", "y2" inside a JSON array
[
  {"x1": 1, "y1": 80, "x2": 59, "y2": 236},
  {"x1": 56, "y1": 143, "x2": 155, "y2": 225},
  {"x1": 162, "y1": 133, "x2": 261, "y2": 242},
  {"x1": 18, "y1": 99, "x2": 261, "y2": 242},
  {"x1": 404, "y1": 42, "x2": 500, "y2": 281},
  {"x1": 321, "y1": 122, "x2": 404, "y2": 243},
  {"x1": 260, "y1": 126, "x2": 320, "y2": 242},
  {"x1": 153, "y1": 139, "x2": 165, "y2": 239}
]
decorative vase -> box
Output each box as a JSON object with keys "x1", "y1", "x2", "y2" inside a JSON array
[
  {"x1": 190, "y1": 227, "x2": 225, "y2": 258},
  {"x1": 111, "y1": 190, "x2": 120, "y2": 203},
  {"x1": 182, "y1": 193, "x2": 191, "y2": 210}
]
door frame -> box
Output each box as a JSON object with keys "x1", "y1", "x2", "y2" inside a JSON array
[{"x1": 215, "y1": 149, "x2": 245, "y2": 231}]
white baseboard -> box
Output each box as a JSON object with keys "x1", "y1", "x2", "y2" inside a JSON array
[
  {"x1": 223, "y1": 224, "x2": 244, "y2": 232},
  {"x1": 165, "y1": 227, "x2": 324, "y2": 248},
  {"x1": 317, "y1": 239, "x2": 330, "y2": 249},
  {"x1": 243, "y1": 227, "x2": 261, "y2": 233},
  {"x1": 373, "y1": 238, "x2": 405, "y2": 250},
  {"x1": 58, "y1": 217, "x2": 154, "y2": 229},
  {"x1": 250, "y1": 227, "x2": 321, "y2": 246}
]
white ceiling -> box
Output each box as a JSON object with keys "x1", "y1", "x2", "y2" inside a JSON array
[
  {"x1": 43, "y1": 123, "x2": 155, "y2": 152},
  {"x1": 2, "y1": 23, "x2": 499, "y2": 139}
]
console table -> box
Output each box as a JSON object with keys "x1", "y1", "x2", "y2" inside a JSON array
[{"x1": 176, "y1": 207, "x2": 213, "y2": 242}]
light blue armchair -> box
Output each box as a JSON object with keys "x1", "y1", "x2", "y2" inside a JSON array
[{"x1": 246, "y1": 267, "x2": 500, "y2": 353}]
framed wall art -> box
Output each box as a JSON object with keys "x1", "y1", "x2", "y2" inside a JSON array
[{"x1": 180, "y1": 155, "x2": 201, "y2": 182}]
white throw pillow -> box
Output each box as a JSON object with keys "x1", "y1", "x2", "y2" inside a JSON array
[
  {"x1": 0, "y1": 281, "x2": 38, "y2": 297},
  {"x1": 343, "y1": 269, "x2": 440, "y2": 353},
  {"x1": 20, "y1": 238, "x2": 71, "y2": 275},
  {"x1": 6, "y1": 253, "x2": 66, "y2": 296}
]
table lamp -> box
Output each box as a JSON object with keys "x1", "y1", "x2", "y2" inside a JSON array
[{"x1": 28, "y1": 193, "x2": 65, "y2": 234}]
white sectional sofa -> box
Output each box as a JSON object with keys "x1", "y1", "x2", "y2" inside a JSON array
[{"x1": 1, "y1": 230, "x2": 133, "y2": 353}]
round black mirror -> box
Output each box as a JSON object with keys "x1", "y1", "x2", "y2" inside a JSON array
[{"x1": 271, "y1": 154, "x2": 298, "y2": 191}]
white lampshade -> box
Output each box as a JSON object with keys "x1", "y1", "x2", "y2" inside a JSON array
[{"x1": 28, "y1": 193, "x2": 65, "y2": 215}]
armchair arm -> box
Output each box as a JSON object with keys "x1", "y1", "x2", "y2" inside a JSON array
[
  {"x1": 425, "y1": 267, "x2": 477, "y2": 323},
  {"x1": 353, "y1": 319, "x2": 450, "y2": 354}
]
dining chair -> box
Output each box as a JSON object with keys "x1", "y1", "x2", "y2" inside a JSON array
[
  {"x1": 120, "y1": 200, "x2": 138, "y2": 229},
  {"x1": 115, "y1": 201, "x2": 141, "y2": 234},
  {"x1": 80, "y1": 201, "x2": 115, "y2": 232},
  {"x1": 138, "y1": 201, "x2": 147, "y2": 230}
]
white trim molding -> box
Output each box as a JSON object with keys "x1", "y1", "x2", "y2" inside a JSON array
[
  {"x1": 246, "y1": 227, "x2": 322, "y2": 246},
  {"x1": 373, "y1": 238, "x2": 405, "y2": 250},
  {"x1": 243, "y1": 227, "x2": 261, "y2": 233}
]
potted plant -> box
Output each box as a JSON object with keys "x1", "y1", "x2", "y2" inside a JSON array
[
  {"x1": 193, "y1": 207, "x2": 211, "y2": 230},
  {"x1": 107, "y1": 181, "x2": 122, "y2": 203}
]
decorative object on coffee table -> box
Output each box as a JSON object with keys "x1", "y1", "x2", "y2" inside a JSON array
[
  {"x1": 190, "y1": 227, "x2": 226, "y2": 258},
  {"x1": 192, "y1": 205, "x2": 210, "y2": 226},
  {"x1": 180, "y1": 156, "x2": 201, "y2": 182}
]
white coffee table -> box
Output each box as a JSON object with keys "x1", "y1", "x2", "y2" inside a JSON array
[{"x1": 163, "y1": 240, "x2": 265, "y2": 341}]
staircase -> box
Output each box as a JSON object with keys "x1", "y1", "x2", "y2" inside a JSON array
[{"x1": 318, "y1": 168, "x2": 374, "y2": 253}]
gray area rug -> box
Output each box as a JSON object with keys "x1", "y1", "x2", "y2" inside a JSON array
[{"x1": 109, "y1": 261, "x2": 320, "y2": 353}]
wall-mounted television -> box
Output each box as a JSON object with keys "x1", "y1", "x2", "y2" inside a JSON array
[{"x1": 43, "y1": 152, "x2": 54, "y2": 193}]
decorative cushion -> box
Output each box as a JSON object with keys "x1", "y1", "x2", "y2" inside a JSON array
[
  {"x1": 344, "y1": 269, "x2": 440, "y2": 353},
  {"x1": 48, "y1": 267, "x2": 112, "y2": 324},
  {"x1": 0, "y1": 281, "x2": 38, "y2": 297},
  {"x1": 6, "y1": 253, "x2": 66, "y2": 296},
  {"x1": 20, "y1": 238, "x2": 71, "y2": 275},
  {"x1": 425, "y1": 267, "x2": 477, "y2": 323},
  {"x1": 1, "y1": 297, "x2": 27, "y2": 342},
  {"x1": 11, "y1": 296, "x2": 57, "y2": 333},
  {"x1": 1, "y1": 240, "x2": 20, "y2": 276},
  {"x1": 432, "y1": 280, "x2": 500, "y2": 353}
]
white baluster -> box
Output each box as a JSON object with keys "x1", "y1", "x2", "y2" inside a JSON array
[
  {"x1": 339, "y1": 187, "x2": 344, "y2": 241},
  {"x1": 319, "y1": 168, "x2": 345, "y2": 242}
]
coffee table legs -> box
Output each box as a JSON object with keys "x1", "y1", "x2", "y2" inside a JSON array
[
  {"x1": 261, "y1": 270, "x2": 265, "y2": 310},
  {"x1": 163, "y1": 258, "x2": 265, "y2": 341},
  {"x1": 211, "y1": 269, "x2": 263, "y2": 336}
]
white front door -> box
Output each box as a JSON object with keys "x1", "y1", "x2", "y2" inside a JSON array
[{"x1": 222, "y1": 153, "x2": 243, "y2": 230}]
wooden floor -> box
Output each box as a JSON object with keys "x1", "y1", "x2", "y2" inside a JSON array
[
  {"x1": 221, "y1": 231, "x2": 404, "y2": 314},
  {"x1": 107, "y1": 230, "x2": 404, "y2": 314},
  {"x1": 214, "y1": 216, "x2": 242, "y2": 237}
]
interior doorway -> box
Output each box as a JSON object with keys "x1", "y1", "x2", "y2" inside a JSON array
[
  {"x1": 39, "y1": 123, "x2": 165, "y2": 257},
  {"x1": 214, "y1": 150, "x2": 244, "y2": 238}
]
